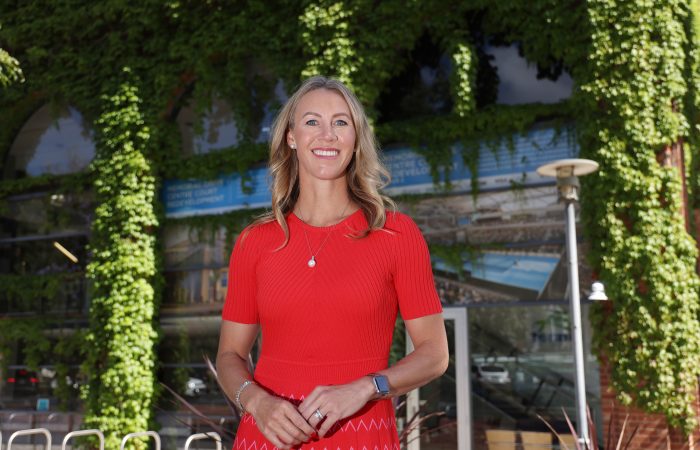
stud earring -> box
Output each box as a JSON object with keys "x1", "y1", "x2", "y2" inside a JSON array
[{"x1": 290, "y1": 144, "x2": 296, "y2": 149}]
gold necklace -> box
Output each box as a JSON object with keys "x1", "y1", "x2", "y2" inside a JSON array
[{"x1": 297, "y1": 201, "x2": 351, "y2": 268}]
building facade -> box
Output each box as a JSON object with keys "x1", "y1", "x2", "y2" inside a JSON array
[{"x1": 1, "y1": 2, "x2": 699, "y2": 449}]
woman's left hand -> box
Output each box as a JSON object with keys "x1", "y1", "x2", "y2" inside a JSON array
[{"x1": 298, "y1": 377, "x2": 375, "y2": 437}]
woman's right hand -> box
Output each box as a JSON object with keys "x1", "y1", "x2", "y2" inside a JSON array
[
  {"x1": 246, "y1": 388, "x2": 316, "y2": 449},
  {"x1": 217, "y1": 322, "x2": 314, "y2": 448}
]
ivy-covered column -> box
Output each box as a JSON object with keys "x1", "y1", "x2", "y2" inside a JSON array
[
  {"x1": 579, "y1": 0, "x2": 700, "y2": 437},
  {"x1": 83, "y1": 72, "x2": 159, "y2": 450},
  {"x1": 449, "y1": 39, "x2": 477, "y2": 118}
]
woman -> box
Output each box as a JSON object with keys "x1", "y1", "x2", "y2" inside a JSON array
[{"x1": 217, "y1": 76, "x2": 448, "y2": 449}]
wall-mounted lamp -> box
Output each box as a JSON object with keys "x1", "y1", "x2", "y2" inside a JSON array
[{"x1": 588, "y1": 281, "x2": 608, "y2": 301}]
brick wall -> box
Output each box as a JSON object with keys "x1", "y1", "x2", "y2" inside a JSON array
[{"x1": 599, "y1": 357, "x2": 700, "y2": 449}]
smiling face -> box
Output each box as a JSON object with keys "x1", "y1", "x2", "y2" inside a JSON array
[{"x1": 287, "y1": 88, "x2": 357, "y2": 183}]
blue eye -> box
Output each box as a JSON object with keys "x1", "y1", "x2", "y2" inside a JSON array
[
  {"x1": 334, "y1": 119, "x2": 349, "y2": 126},
  {"x1": 305, "y1": 119, "x2": 318, "y2": 126}
]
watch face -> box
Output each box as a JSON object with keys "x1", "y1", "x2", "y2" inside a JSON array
[{"x1": 374, "y1": 375, "x2": 390, "y2": 395}]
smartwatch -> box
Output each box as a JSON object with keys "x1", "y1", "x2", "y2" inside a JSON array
[{"x1": 369, "y1": 373, "x2": 390, "y2": 398}]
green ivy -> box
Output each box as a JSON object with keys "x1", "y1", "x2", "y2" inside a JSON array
[
  {"x1": 1, "y1": 0, "x2": 700, "y2": 440},
  {"x1": 0, "y1": 273, "x2": 63, "y2": 304},
  {"x1": 0, "y1": 318, "x2": 51, "y2": 372},
  {"x1": 450, "y1": 40, "x2": 477, "y2": 118},
  {"x1": 82, "y1": 73, "x2": 159, "y2": 450},
  {"x1": 0, "y1": 35, "x2": 23, "y2": 87},
  {"x1": 579, "y1": 0, "x2": 700, "y2": 433},
  {"x1": 300, "y1": 0, "x2": 426, "y2": 108}
]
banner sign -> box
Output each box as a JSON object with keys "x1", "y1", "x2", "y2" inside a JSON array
[
  {"x1": 163, "y1": 127, "x2": 577, "y2": 218},
  {"x1": 163, "y1": 165, "x2": 270, "y2": 219},
  {"x1": 383, "y1": 127, "x2": 576, "y2": 195}
]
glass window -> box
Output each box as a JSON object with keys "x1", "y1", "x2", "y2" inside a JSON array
[
  {"x1": 468, "y1": 303, "x2": 601, "y2": 449},
  {"x1": 0, "y1": 358, "x2": 85, "y2": 410},
  {"x1": 405, "y1": 186, "x2": 568, "y2": 304},
  {"x1": 0, "y1": 192, "x2": 93, "y2": 239},
  {"x1": 0, "y1": 192, "x2": 91, "y2": 315},
  {"x1": 177, "y1": 96, "x2": 240, "y2": 156},
  {"x1": 401, "y1": 318, "x2": 459, "y2": 449},
  {"x1": 486, "y1": 44, "x2": 573, "y2": 105},
  {"x1": 158, "y1": 316, "x2": 238, "y2": 408},
  {"x1": 0, "y1": 236, "x2": 87, "y2": 316},
  {"x1": 162, "y1": 225, "x2": 231, "y2": 309},
  {"x1": 4, "y1": 105, "x2": 95, "y2": 179},
  {"x1": 377, "y1": 34, "x2": 453, "y2": 123},
  {"x1": 256, "y1": 79, "x2": 289, "y2": 143}
]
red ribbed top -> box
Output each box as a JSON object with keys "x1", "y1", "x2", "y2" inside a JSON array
[{"x1": 222, "y1": 209, "x2": 442, "y2": 395}]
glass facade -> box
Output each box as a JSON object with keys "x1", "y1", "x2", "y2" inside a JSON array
[
  {"x1": 0, "y1": 47, "x2": 599, "y2": 449},
  {"x1": 0, "y1": 191, "x2": 92, "y2": 407},
  {"x1": 177, "y1": 96, "x2": 240, "y2": 155},
  {"x1": 4, "y1": 105, "x2": 95, "y2": 179},
  {"x1": 162, "y1": 225, "x2": 230, "y2": 311},
  {"x1": 391, "y1": 152, "x2": 601, "y2": 448},
  {"x1": 468, "y1": 303, "x2": 599, "y2": 449},
  {"x1": 0, "y1": 104, "x2": 94, "y2": 408},
  {"x1": 256, "y1": 79, "x2": 288, "y2": 143},
  {"x1": 486, "y1": 44, "x2": 573, "y2": 105},
  {"x1": 377, "y1": 34, "x2": 453, "y2": 123},
  {"x1": 158, "y1": 317, "x2": 225, "y2": 406}
]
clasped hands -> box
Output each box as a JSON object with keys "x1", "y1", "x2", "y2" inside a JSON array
[{"x1": 247, "y1": 378, "x2": 376, "y2": 449}]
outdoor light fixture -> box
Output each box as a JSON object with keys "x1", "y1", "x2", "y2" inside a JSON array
[
  {"x1": 588, "y1": 281, "x2": 608, "y2": 301},
  {"x1": 536, "y1": 158, "x2": 599, "y2": 448},
  {"x1": 53, "y1": 241, "x2": 79, "y2": 263}
]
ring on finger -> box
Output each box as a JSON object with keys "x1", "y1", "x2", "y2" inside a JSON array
[{"x1": 313, "y1": 408, "x2": 325, "y2": 420}]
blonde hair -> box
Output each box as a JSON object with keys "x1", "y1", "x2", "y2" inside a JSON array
[{"x1": 250, "y1": 76, "x2": 394, "y2": 246}]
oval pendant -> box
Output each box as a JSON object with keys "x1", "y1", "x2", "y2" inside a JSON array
[{"x1": 308, "y1": 257, "x2": 316, "y2": 268}]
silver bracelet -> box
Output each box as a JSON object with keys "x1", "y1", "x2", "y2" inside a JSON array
[{"x1": 235, "y1": 380, "x2": 256, "y2": 414}]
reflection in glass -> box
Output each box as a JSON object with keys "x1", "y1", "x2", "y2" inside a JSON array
[
  {"x1": 486, "y1": 44, "x2": 573, "y2": 105},
  {"x1": 0, "y1": 235, "x2": 86, "y2": 275},
  {"x1": 256, "y1": 79, "x2": 289, "y2": 143},
  {"x1": 404, "y1": 186, "x2": 571, "y2": 305},
  {"x1": 403, "y1": 320, "x2": 458, "y2": 449},
  {"x1": 0, "y1": 193, "x2": 93, "y2": 239},
  {"x1": 0, "y1": 362, "x2": 85, "y2": 410},
  {"x1": 164, "y1": 225, "x2": 229, "y2": 269},
  {"x1": 164, "y1": 268, "x2": 228, "y2": 307},
  {"x1": 177, "y1": 96, "x2": 240, "y2": 155},
  {"x1": 158, "y1": 321, "x2": 237, "y2": 409},
  {"x1": 0, "y1": 270, "x2": 85, "y2": 316},
  {"x1": 4, "y1": 105, "x2": 95, "y2": 179},
  {"x1": 377, "y1": 34, "x2": 453, "y2": 123},
  {"x1": 468, "y1": 304, "x2": 600, "y2": 449},
  {"x1": 163, "y1": 225, "x2": 231, "y2": 308},
  {"x1": 0, "y1": 235, "x2": 87, "y2": 315}
]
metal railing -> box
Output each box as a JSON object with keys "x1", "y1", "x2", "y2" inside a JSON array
[
  {"x1": 184, "y1": 432, "x2": 221, "y2": 450},
  {"x1": 0, "y1": 426, "x2": 220, "y2": 450},
  {"x1": 62, "y1": 429, "x2": 104, "y2": 450},
  {"x1": 120, "y1": 431, "x2": 161, "y2": 450},
  {"x1": 7, "y1": 428, "x2": 51, "y2": 450}
]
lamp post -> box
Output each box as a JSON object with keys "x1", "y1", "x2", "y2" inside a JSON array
[{"x1": 536, "y1": 158, "x2": 603, "y2": 448}]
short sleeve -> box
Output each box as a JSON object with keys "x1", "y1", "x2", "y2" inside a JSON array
[
  {"x1": 391, "y1": 214, "x2": 443, "y2": 320},
  {"x1": 222, "y1": 227, "x2": 261, "y2": 324}
]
